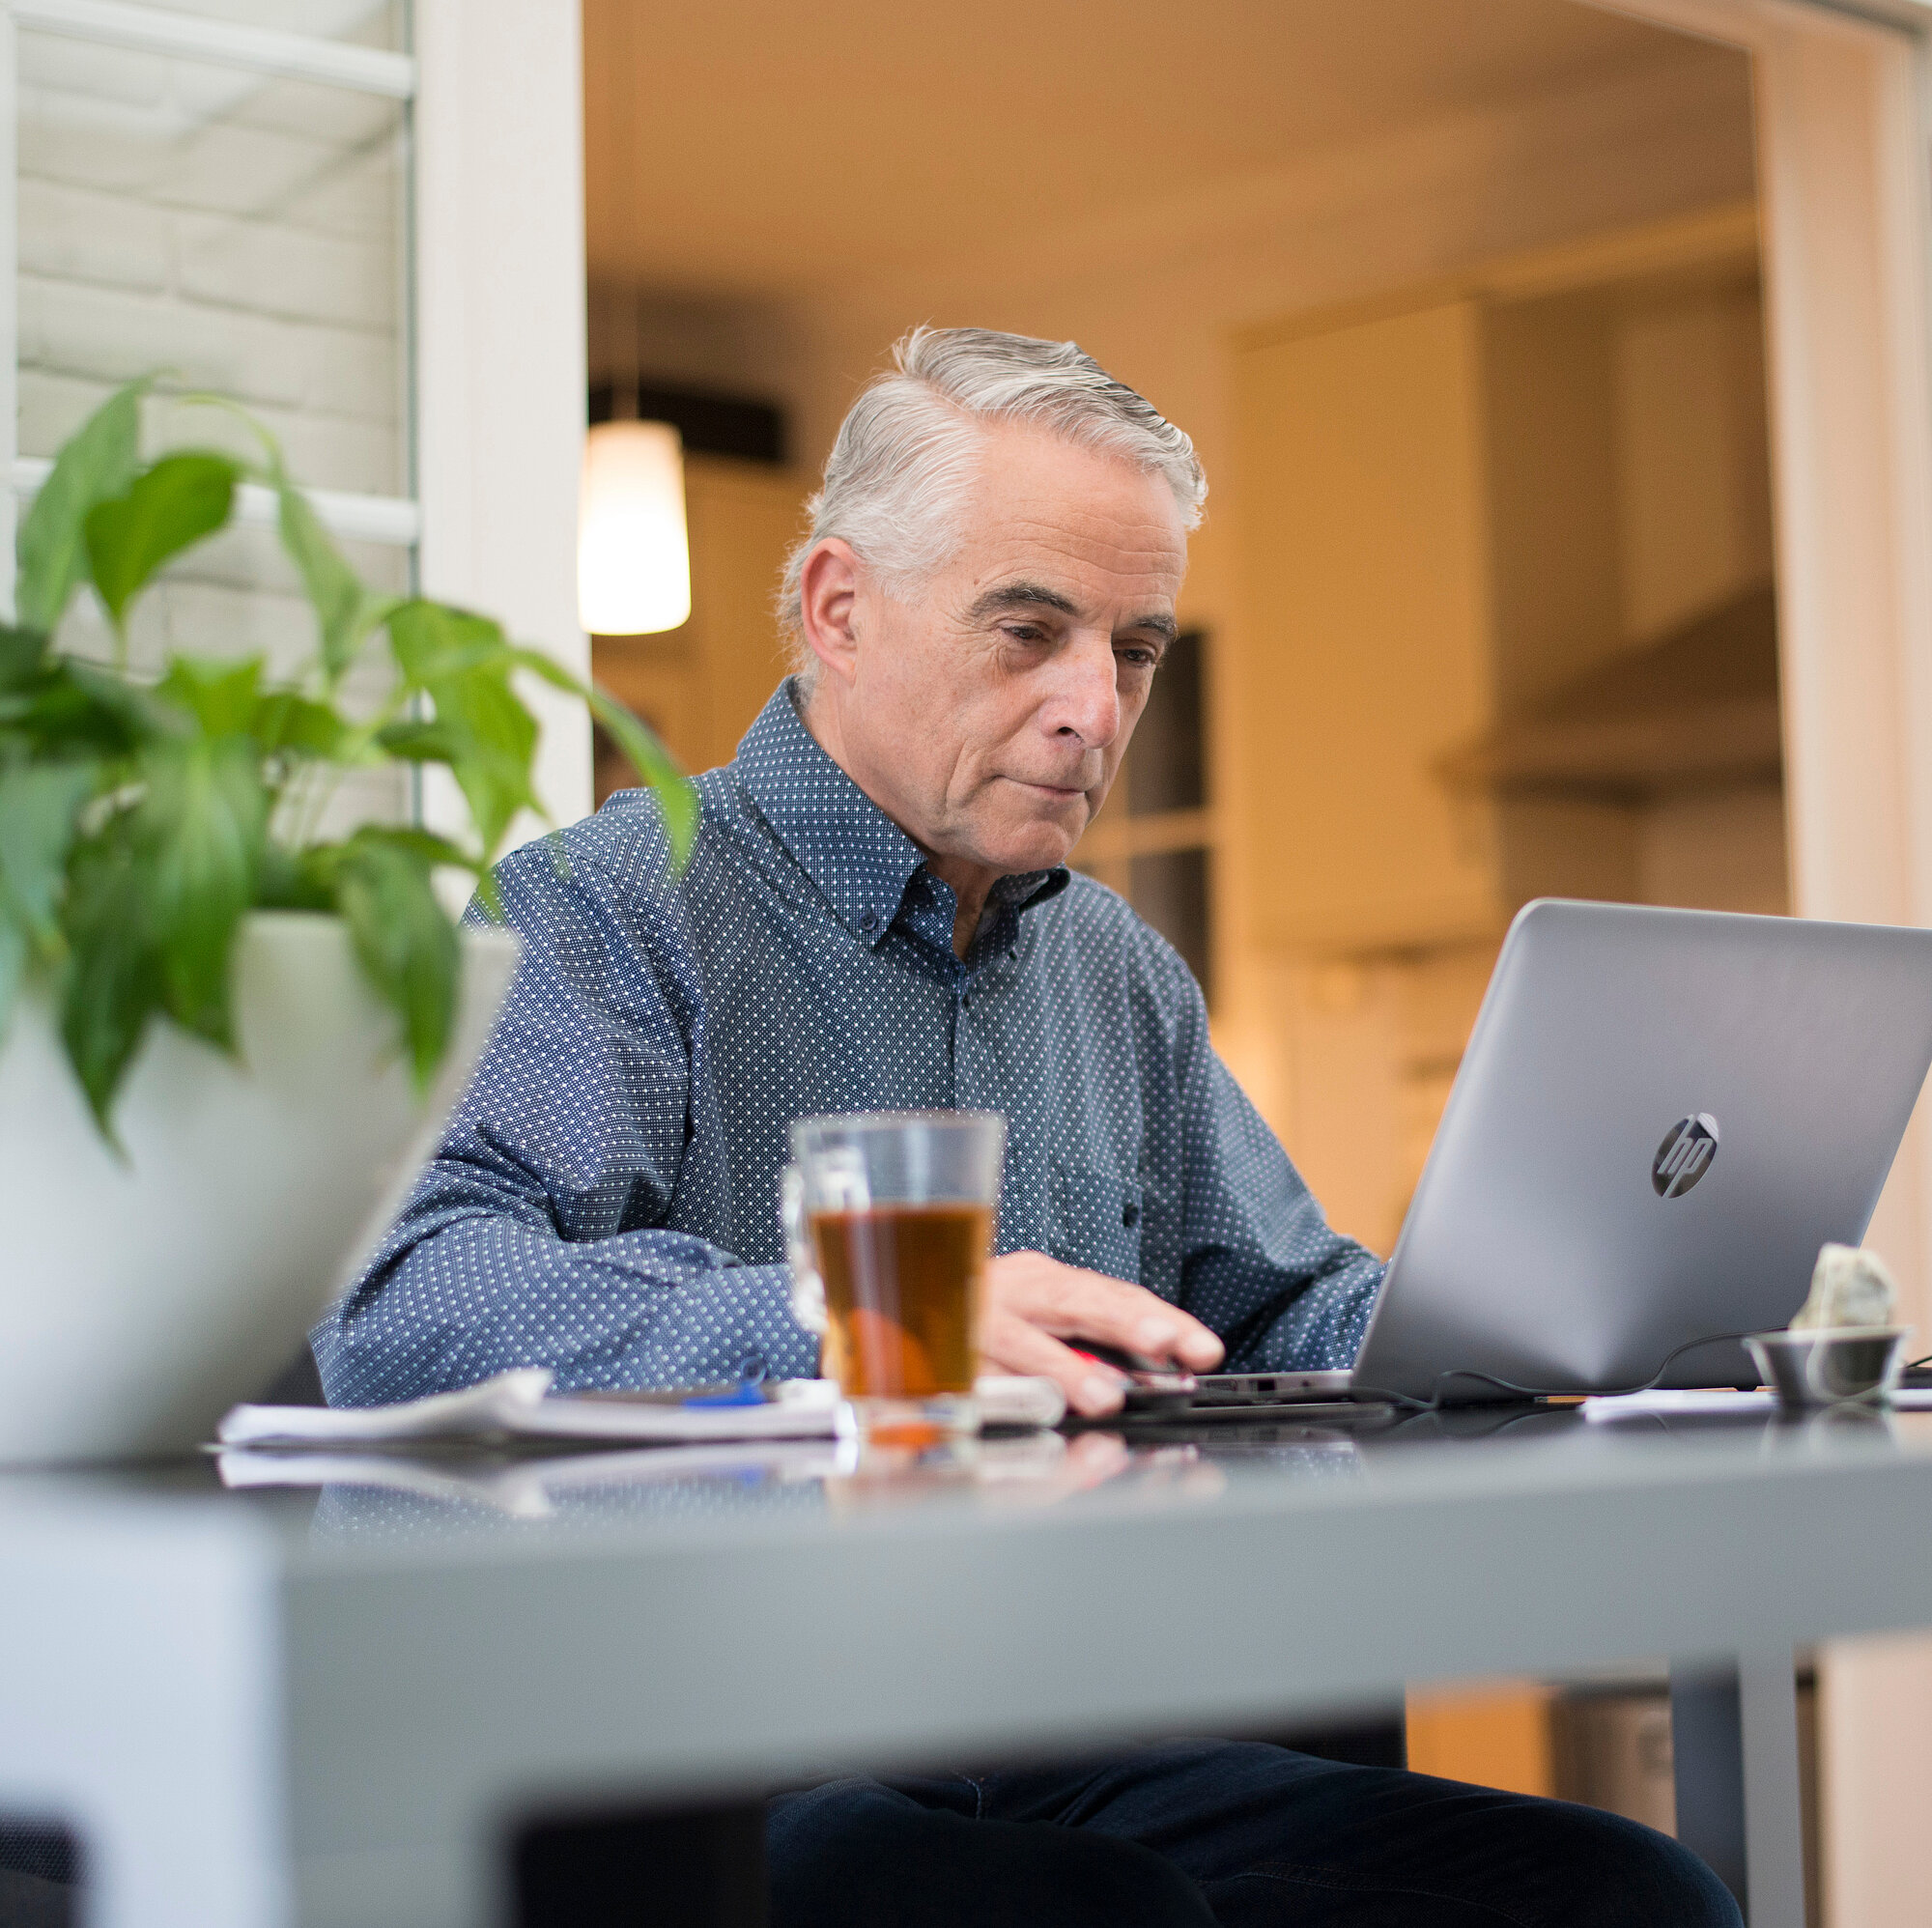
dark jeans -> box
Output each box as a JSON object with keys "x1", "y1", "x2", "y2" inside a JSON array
[{"x1": 768, "y1": 1741, "x2": 1743, "y2": 1927}]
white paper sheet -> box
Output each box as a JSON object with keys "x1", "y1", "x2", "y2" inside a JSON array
[
  {"x1": 216, "y1": 1370, "x2": 1065, "y2": 1448},
  {"x1": 1581, "y1": 1386, "x2": 1932, "y2": 1422}
]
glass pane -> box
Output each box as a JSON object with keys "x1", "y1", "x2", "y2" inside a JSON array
[
  {"x1": 18, "y1": 28, "x2": 409, "y2": 496},
  {"x1": 1127, "y1": 628, "x2": 1207, "y2": 816},
  {"x1": 1129, "y1": 847, "x2": 1212, "y2": 1001},
  {"x1": 141, "y1": 1, "x2": 407, "y2": 48},
  {"x1": 17, "y1": 19, "x2": 415, "y2": 833}
]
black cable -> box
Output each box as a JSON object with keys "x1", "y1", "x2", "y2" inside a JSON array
[{"x1": 1350, "y1": 1330, "x2": 1759, "y2": 1415}]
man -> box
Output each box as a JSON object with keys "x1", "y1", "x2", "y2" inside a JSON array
[{"x1": 316, "y1": 328, "x2": 1737, "y2": 1926}]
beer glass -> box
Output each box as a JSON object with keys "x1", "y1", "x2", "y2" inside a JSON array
[{"x1": 782, "y1": 1111, "x2": 1006, "y2": 1443}]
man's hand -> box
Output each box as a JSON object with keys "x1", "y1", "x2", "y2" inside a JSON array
[{"x1": 980, "y1": 1251, "x2": 1225, "y2": 1418}]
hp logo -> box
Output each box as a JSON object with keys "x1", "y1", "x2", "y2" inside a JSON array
[{"x1": 1653, "y1": 1114, "x2": 1719, "y2": 1198}]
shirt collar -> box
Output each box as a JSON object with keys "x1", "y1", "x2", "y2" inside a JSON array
[{"x1": 732, "y1": 680, "x2": 1068, "y2": 949}]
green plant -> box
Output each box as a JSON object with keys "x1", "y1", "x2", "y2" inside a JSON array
[{"x1": 0, "y1": 381, "x2": 695, "y2": 1138}]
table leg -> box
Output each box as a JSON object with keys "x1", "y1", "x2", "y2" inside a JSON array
[
  {"x1": 1738, "y1": 1649, "x2": 1805, "y2": 1928},
  {"x1": 1670, "y1": 1652, "x2": 1805, "y2": 1927},
  {"x1": 0, "y1": 1539, "x2": 290, "y2": 1928}
]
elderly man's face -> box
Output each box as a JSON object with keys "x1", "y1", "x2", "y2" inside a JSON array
[{"x1": 801, "y1": 425, "x2": 1188, "y2": 894}]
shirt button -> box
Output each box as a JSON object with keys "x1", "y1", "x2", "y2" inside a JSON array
[
  {"x1": 1122, "y1": 1201, "x2": 1141, "y2": 1229},
  {"x1": 859, "y1": 911, "x2": 879, "y2": 932}
]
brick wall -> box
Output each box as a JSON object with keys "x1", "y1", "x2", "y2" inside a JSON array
[{"x1": 16, "y1": 5, "x2": 412, "y2": 831}]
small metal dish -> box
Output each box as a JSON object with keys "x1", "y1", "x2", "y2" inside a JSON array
[{"x1": 1745, "y1": 1326, "x2": 1912, "y2": 1409}]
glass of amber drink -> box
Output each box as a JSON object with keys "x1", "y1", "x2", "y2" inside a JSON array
[{"x1": 783, "y1": 1111, "x2": 1005, "y2": 1445}]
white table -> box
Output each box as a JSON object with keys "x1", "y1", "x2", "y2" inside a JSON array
[{"x1": 3, "y1": 1404, "x2": 1926, "y2": 1928}]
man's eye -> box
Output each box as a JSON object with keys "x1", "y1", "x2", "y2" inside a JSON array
[
  {"x1": 1003, "y1": 625, "x2": 1047, "y2": 644},
  {"x1": 1118, "y1": 647, "x2": 1160, "y2": 669}
]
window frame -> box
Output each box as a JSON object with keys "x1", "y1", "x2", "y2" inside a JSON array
[{"x1": 1, "y1": 0, "x2": 593, "y2": 829}]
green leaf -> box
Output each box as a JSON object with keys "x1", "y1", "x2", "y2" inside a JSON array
[
  {"x1": 0, "y1": 920, "x2": 24, "y2": 1051},
  {"x1": 256, "y1": 841, "x2": 334, "y2": 913},
  {"x1": 501, "y1": 645, "x2": 696, "y2": 869},
  {"x1": 586, "y1": 683, "x2": 697, "y2": 866},
  {"x1": 0, "y1": 760, "x2": 95, "y2": 949},
  {"x1": 0, "y1": 758, "x2": 89, "y2": 1043},
  {"x1": 280, "y1": 826, "x2": 477, "y2": 902},
  {"x1": 65, "y1": 658, "x2": 185, "y2": 732},
  {"x1": 333, "y1": 832, "x2": 459, "y2": 1090},
  {"x1": 382, "y1": 696, "x2": 537, "y2": 852},
  {"x1": 275, "y1": 480, "x2": 376, "y2": 682},
  {"x1": 20, "y1": 659, "x2": 179, "y2": 763},
  {"x1": 439, "y1": 675, "x2": 542, "y2": 855},
  {"x1": 383, "y1": 603, "x2": 548, "y2": 857},
  {"x1": 374, "y1": 716, "x2": 466, "y2": 763},
  {"x1": 346, "y1": 824, "x2": 478, "y2": 872},
  {"x1": 135, "y1": 734, "x2": 268, "y2": 1046},
  {"x1": 17, "y1": 383, "x2": 145, "y2": 636},
  {"x1": 386, "y1": 601, "x2": 507, "y2": 688},
  {"x1": 171, "y1": 391, "x2": 387, "y2": 671},
  {"x1": 156, "y1": 653, "x2": 262, "y2": 739},
  {"x1": 253, "y1": 689, "x2": 353, "y2": 760},
  {"x1": 0, "y1": 628, "x2": 51, "y2": 689},
  {"x1": 85, "y1": 452, "x2": 239, "y2": 631},
  {"x1": 59, "y1": 829, "x2": 164, "y2": 1142}
]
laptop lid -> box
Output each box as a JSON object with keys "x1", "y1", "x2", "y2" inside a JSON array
[{"x1": 1350, "y1": 899, "x2": 1932, "y2": 1404}]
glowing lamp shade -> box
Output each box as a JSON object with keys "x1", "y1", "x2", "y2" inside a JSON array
[{"x1": 578, "y1": 419, "x2": 691, "y2": 635}]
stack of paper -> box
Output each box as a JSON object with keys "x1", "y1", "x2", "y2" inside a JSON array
[{"x1": 217, "y1": 1370, "x2": 1066, "y2": 1449}]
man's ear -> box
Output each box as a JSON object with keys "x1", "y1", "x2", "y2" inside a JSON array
[{"x1": 797, "y1": 539, "x2": 864, "y2": 690}]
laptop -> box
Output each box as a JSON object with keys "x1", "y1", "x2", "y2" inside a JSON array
[{"x1": 1160, "y1": 899, "x2": 1932, "y2": 1415}]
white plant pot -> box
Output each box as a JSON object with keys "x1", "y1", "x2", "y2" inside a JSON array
[{"x1": 0, "y1": 910, "x2": 519, "y2": 1462}]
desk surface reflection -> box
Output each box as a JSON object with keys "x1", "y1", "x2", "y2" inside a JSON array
[{"x1": 3, "y1": 1403, "x2": 1925, "y2": 1928}]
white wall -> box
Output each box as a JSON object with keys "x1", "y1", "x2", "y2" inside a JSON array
[
  {"x1": 781, "y1": 48, "x2": 1758, "y2": 638},
  {"x1": 414, "y1": 0, "x2": 592, "y2": 835}
]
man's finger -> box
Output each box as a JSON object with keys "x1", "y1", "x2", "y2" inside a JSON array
[
  {"x1": 990, "y1": 1254, "x2": 1224, "y2": 1372},
  {"x1": 979, "y1": 1310, "x2": 1129, "y2": 1417}
]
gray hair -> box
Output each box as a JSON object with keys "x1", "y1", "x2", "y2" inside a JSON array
[{"x1": 778, "y1": 326, "x2": 1206, "y2": 668}]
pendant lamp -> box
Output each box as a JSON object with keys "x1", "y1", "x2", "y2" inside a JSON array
[
  {"x1": 579, "y1": 414, "x2": 691, "y2": 635},
  {"x1": 581, "y1": 35, "x2": 690, "y2": 640}
]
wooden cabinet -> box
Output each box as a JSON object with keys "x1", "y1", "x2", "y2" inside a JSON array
[
  {"x1": 1233, "y1": 299, "x2": 1501, "y2": 954},
  {"x1": 1074, "y1": 629, "x2": 1218, "y2": 998},
  {"x1": 1228, "y1": 208, "x2": 1776, "y2": 964}
]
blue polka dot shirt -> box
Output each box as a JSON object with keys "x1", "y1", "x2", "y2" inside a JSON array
[{"x1": 313, "y1": 681, "x2": 1384, "y2": 1405}]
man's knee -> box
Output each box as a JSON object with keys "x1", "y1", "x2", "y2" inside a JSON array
[
  {"x1": 1533, "y1": 1800, "x2": 1743, "y2": 1928},
  {"x1": 769, "y1": 1779, "x2": 1213, "y2": 1928}
]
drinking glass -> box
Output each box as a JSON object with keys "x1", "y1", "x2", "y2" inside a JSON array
[{"x1": 782, "y1": 1111, "x2": 1006, "y2": 1444}]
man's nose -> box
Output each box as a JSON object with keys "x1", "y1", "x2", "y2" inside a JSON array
[{"x1": 1044, "y1": 633, "x2": 1122, "y2": 747}]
